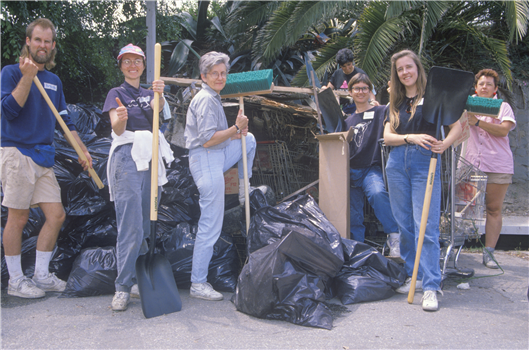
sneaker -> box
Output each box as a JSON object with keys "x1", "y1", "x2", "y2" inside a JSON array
[
  {"x1": 111, "y1": 291, "x2": 130, "y2": 311},
  {"x1": 239, "y1": 185, "x2": 268, "y2": 206},
  {"x1": 396, "y1": 277, "x2": 423, "y2": 294},
  {"x1": 32, "y1": 273, "x2": 67, "y2": 292},
  {"x1": 483, "y1": 249, "x2": 499, "y2": 269},
  {"x1": 130, "y1": 284, "x2": 140, "y2": 298},
  {"x1": 387, "y1": 233, "x2": 400, "y2": 257},
  {"x1": 190, "y1": 282, "x2": 223, "y2": 301},
  {"x1": 422, "y1": 290, "x2": 439, "y2": 311},
  {"x1": 8, "y1": 276, "x2": 45, "y2": 299}
]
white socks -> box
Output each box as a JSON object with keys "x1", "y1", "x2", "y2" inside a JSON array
[
  {"x1": 5, "y1": 254, "x2": 24, "y2": 281},
  {"x1": 34, "y1": 250, "x2": 53, "y2": 278}
]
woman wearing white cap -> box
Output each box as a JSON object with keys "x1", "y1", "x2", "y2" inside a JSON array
[{"x1": 102, "y1": 43, "x2": 171, "y2": 311}]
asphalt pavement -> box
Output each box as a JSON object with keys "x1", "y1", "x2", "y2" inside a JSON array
[{"x1": 1, "y1": 250, "x2": 528, "y2": 350}]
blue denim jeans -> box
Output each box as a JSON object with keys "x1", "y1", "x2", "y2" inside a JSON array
[
  {"x1": 109, "y1": 144, "x2": 160, "y2": 293},
  {"x1": 385, "y1": 144, "x2": 442, "y2": 291},
  {"x1": 189, "y1": 133, "x2": 256, "y2": 283},
  {"x1": 350, "y1": 165, "x2": 399, "y2": 242}
]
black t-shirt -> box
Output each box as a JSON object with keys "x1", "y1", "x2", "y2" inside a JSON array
[
  {"x1": 384, "y1": 97, "x2": 437, "y2": 138},
  {"x1": 344, "y1": 105, "x2": 387, "y2": 169},
  {"x1": 329, "y1": 66, "x2": 367, "y2": 90}
]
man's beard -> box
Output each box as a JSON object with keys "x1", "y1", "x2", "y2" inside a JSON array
[{"x1": 30, "y1": 47, "x2": 52, "y2": 64}]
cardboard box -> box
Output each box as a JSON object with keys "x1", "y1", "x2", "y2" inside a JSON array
[
  {"x1": 224, "y1": 167, "x2": 239, "y2": 194},
  {"x1": 315, "y1": 128, "x2": 354, "y2": 239}
]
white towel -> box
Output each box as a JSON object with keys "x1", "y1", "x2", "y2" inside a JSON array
[{"x1": 107, "y1": 130, "x2": 174, "y2": 201}]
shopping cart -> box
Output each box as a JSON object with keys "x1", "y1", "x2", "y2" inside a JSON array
[{"x1": 378, "y1": 139, "x2": 487, "y2": 278}]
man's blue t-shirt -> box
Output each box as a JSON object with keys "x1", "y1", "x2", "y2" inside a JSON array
[{"x1": 1, "y1": 64, "x2": 75, "y2": 148}]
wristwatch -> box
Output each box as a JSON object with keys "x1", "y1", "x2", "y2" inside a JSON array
[
  {"x1": 475, "y1": 120, "x2": 480, "y2": 127},
  {"x1": 234, "y1": 124, "x2": 241, "y2": 134},
  {"x1": 404, "y1": 134, "x2": 410, "y2": 144}
]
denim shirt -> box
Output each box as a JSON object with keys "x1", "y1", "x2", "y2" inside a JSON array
[{"x1": 184, "y1": 84, "x2": 230, "y2": 150}]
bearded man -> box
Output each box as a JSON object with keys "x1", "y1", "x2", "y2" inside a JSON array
[{"x1": 1, "y1": 18, "x2": 92, "y2": 298}]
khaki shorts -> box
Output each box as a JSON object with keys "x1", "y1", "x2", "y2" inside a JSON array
[
  {"x1": 0, "y1": 147, "x2": 62, "y2": 209},
  {"x1": 484, "y1": 172, "x2": 512, "y2": 185}
]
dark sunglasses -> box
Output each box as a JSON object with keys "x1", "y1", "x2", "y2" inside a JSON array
[{"x1": 406, "y1": 98, "x2": 414, "y2": 114}]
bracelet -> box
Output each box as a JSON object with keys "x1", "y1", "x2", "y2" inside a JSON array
[
  {"x1": 404, "y1": 134, "x2": 410, "y2": 144},
  {"x1": 475, "y1": 119, "x2": 480, "y2": 127},
  {"x1": 234, "y1": 124, "x2": 241, "y2": 134}
]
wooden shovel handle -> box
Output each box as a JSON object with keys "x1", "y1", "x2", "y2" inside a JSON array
[
  {"x1": 33, "y1": 76, "x2": 104, "y2": 189},
  {"x1": 408, "y1": 158, "x2": 437, "y2": 304},
  {"x1": 150, "y1": 43, "x2": 161, "y2": 221}
]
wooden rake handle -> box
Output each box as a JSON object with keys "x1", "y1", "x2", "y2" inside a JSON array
[{"x1": 33, "y1": 76, "x2": 104, "y2": 189}]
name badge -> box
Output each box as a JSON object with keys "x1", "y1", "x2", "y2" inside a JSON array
[
  {"x1": 418, "y1": 98, "x2": 424, "y2": 106},
  {"x1": 44, "y1": 83, "x2": 57, "y2": 91},
  {"x1": 363, "y1": 111, "x2": 374, "y2": 120}
]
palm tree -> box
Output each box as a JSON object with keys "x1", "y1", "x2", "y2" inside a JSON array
[{"x1": 226, "y1": 1, "x2": 527, "y2": 90}]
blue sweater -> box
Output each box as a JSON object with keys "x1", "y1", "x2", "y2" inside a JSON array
[{"x1": 1, "y1": 64, "x2": 75, "y2": 148}]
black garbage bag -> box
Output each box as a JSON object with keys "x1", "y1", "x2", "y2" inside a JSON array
[
  {"x1": 333, "y1": 239, "x2": 407, "y2": 305},
  {"x1": 246, "y1": 194, "x2": 342, "y2": 261},
  {"x1": 233, "y1": 227, "x2": 344, "y2": 330},
  {"x1": 158, "y1": 222, "x2": 239, "y2": 292},
  {"x1": 60, "y1": 246, "x2": 117, "y2": 297},
  {"x1": 66, "y1": 103, "x2": 111, "y2": 138},
  {"x1": 49, "y1": 210, "x2": 117, "y2": 280},
  {"x1": 160, "y1": 151, "x2": 200, "y2": 226}
]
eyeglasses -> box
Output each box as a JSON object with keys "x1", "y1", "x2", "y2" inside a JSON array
[
  {"x1": 208, "y1": 71, "x2": 227, "y2": 79},
  {"x1": 352, "y1": 87, "x2": 369, "y2": 93},
  {"x1": 122, "y1": 58, "x2": 143, "y2": 67}
]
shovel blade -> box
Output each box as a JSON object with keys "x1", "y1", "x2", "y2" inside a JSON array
[
  {"x1": 136, "y1": 253, "x2": 182, "y2": 319},
  {"x1": 422, "y1": 66, "x2": 475, "y2": 127}
]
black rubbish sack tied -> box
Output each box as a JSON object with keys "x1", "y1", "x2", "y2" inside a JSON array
[
  {"x1": 233, "y1": 226, "x2": 344, "y2": 330},
  {"x1": 246, "y1": 194, "x2": 343, "y2": 260},
  {"x1": 159, "y1": 222, "x2": 239, "y2": 292},
  {"x1": 60, "y1": 246, "x2": 117, "y2": 297},
  {"x1": 333, "y1": 239, "x2": 407, "y2": 305}
]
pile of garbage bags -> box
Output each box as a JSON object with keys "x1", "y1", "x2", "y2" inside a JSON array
[
  {"x1": 1, "y1": 103, "x2": 407, "y2": 330},
  {"x1": 1, "y1": 104, "x2": 241, "y2": 294},
  {"x1": 233, "y1": 194, "x2": 407, "y2": 330}
]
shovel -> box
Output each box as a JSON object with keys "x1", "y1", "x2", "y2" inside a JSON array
[
  {"x1": 407, "y1": 66, "x2": 474, "y2": 304},
  {"x1": 135, "y1": 43, "x2": 182, "y2": 318}
]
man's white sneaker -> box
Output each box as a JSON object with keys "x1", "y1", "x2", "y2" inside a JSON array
[
  {"x1": 130, "y1": 284, "x2": 140, "y2": 298},
  {"x1": 32, "y1": 273, "x2": 67, "y2": 292},
  {"x1": 8, "y1": 276, "x2": 45, "y2": 299},
  {"x1": 111, "y1": 291, "x2": 130, "y2": 311},
  {"x1": 422, "y1": 290, "x2": 439, "y2": 311},
  {"x1": 387, "y1": 233, "x2": 400, "y2": 257},
  {"x1": 396, "y1": 277, "x2": 422, "y2": 294},
  {"x1": 190, "y1": 282, "x2": 223, "y2": 301}
]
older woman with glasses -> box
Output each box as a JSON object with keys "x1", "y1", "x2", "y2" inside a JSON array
[
  {"x1": 184, "y1": 51, "x2": 258, "y2": 301},
  {"x1": 102, "y1": 43, "x2": 169, "y2": 311}
]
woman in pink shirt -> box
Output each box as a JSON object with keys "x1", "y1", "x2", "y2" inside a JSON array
[{"x1": 465, "y1": 69, "x2": 516, "y2": 269}]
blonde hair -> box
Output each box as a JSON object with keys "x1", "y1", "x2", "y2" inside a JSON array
[
  {"x1": 20, "y1": 18, "x2": 57, "y2": 70},
  {"x1": 388, "y1": 50, "x2": 426, "y2": 131}
]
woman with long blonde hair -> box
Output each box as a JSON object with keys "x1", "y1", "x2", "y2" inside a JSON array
[{"x1": 383, "y1": 50, "x2": 461, "y2": 312}]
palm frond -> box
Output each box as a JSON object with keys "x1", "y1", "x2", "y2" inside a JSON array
[
  {"x1": 504, "y1": 0, "x2": 529, "y2": 43},
  {"x1": 225, "y1": 1, "x2": 281, "y2": 36},
  {"x1": 355, "y1": 2, "x2": 409, "y2": 83},
  {"x1": 252, "y1": 1, "x2": 298, "y2": 66}
]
